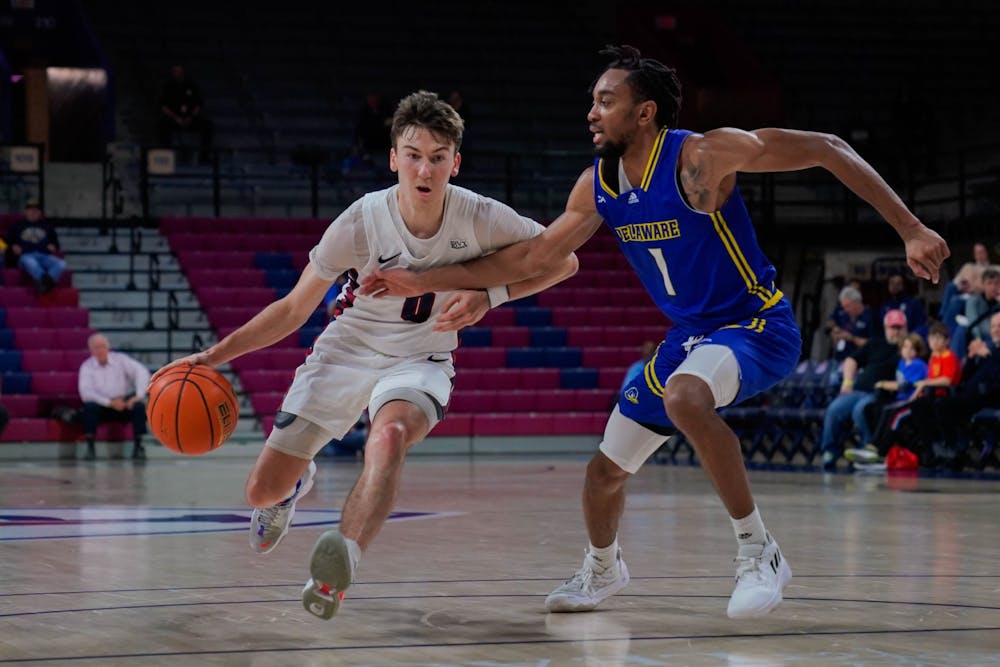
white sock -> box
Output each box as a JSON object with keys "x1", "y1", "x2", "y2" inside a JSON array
[
  {"x1": 731, "y1": 506, "x2": 768, "y2": 558},
  {"x1": 344, "y1": 536, "x2": 362, "y2": 578},
  {"x1": 588, "y1": 538, "x2": 619, "y2": 571}
]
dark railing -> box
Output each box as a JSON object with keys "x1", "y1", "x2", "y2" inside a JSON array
[
  {"x1": 144, "y1": 253, "x2": 161, "y2": 330},
  {"x1": 165, "y1": 290, "x2": 180, "y2": 360},
  {"x1": 135, "y1": 140, "x2": 999, "y2": 224}
]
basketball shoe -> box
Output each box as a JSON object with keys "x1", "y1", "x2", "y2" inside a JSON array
[
  {"x1": 302, "y1": 530, "x2": 354, "y2": 620},
  {"x1": 249, "y1": 460, "x2": 316, "y2": 554},
  {"x1": 726, "y1": 534, "x2": 792, "y2": 619},
  {"x1": 545, "y1": 548, "x2": 630, "y2": 612}
]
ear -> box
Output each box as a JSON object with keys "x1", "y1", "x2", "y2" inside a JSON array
[
  {"x1": 637, "y1": 100, "x2": 658, "y2": 126},
  {"x1": 451, "y1": 152, "x2": 462, "y2": 177},
  {"x1": 389, "y1": 147, "x2": 398, "y2": 172}
]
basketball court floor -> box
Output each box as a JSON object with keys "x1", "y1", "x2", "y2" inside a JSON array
[{"x1": 1, "y1": 450, "x2": 998, "y2": 665}]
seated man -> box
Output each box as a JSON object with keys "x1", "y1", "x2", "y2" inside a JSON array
[
  {"x1": 819, "y1": 309, "x2": 907, "y2": 470},
  {"x1": 881, "y1": 272, "x2": 927, "y2": 339},
  {"x1": 78, "y1": 333, "x2": 151, "y2": 460},
  {"x1": 5, "y1": 200, "x2": 66, "y2": 294},
  {"x1": 826, "y1": 284, "x2": 877, "y2": 362}
]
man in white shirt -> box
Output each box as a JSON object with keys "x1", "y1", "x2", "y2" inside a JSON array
[{"x1": 78, "y1": 333, "x2": 151, "y2": 460}]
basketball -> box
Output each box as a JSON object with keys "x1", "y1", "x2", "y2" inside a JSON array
[{"x1": 146, "y1": 365, "x2": 239, "y2": 455}]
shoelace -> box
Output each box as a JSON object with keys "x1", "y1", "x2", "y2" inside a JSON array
[
  {"x1": 258, "y1": 503, "x2": 288, "y2": 530},
  {"x1": 733, "y1": 554, "x2": 766, "y2": 582}
]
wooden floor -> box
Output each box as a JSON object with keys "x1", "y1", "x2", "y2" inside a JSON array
[{"x1": 1, "y1": 450, "x2": 998, "y2": 666}]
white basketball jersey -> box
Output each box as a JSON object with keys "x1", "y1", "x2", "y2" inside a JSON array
[{"x1": 311, "y1": 184, "x2": 542, "y2": 357}]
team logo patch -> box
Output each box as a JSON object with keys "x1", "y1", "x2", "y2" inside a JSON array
[
  {"x1": 0, "y1": 507, "x2": 461, "y2": 541},
  {"x1": 624, "y1": 386, "x2": 640, "y2": 404},
  {"x1": 627, "y1": 192, "x2": 639, "y2": 204},
  {"x1": 450, "y1": 239, "x2": 468, "y2": 249}
]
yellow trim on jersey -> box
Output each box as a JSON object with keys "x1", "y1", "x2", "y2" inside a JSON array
[
  {"x1": 720, "y1": 318, "x2": 767, "y2": 333},
  {"x1": 640, "y1": 128, "x2": 669, "y2": 191},
  {"x1": 711, "y1": 211, "x2": 783, "y2": 308},
  {"x1": 644, "y1": 348, "x2": 665, "y2": 397},
  {"x1": 596, "y1": 159, "x2": 619, "y2": 199}
]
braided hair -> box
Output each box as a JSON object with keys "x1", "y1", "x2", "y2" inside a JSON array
[{"x1": 593, "y1": 45, "x2": 682, "y2": 129}]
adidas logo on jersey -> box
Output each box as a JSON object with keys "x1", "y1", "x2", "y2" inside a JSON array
[{"x1": 627, "y1": 192, "x2": 639, "y2": 204}]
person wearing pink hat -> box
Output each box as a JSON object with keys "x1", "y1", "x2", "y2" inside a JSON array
[{"x1": 819, "y1": 309, "x2": 909, "y2": 470}]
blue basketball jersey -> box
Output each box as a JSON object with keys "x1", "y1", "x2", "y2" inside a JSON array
[{"x1": 594, "y1": 128, "x2": 784, "y2": 331}]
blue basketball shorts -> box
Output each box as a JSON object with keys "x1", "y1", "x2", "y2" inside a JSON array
[{"x1": 618, "y1": 300, "x2": 801, "y2": 429}]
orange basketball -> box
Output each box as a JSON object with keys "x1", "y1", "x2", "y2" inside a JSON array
[{"x1": 146, "y1": 365, "x2": 239, "y2": 455}]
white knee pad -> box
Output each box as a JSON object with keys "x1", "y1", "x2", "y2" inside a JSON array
[
  {"x1": 670, "y1": 344, "x2": 741, "y2": 408},
  {"x1": 265, "y1": 412, "x2": 337, "y2": 460},
  {"x1": 599, "y1": 405, "x2": 671, "y2": 474}
]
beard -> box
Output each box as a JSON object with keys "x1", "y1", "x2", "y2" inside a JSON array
[{"x1": 593, "y1": 138, "x2": 626, "y2": 160}]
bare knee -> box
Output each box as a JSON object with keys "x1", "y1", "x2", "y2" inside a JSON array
[
  {"x1": 663, "y1": 376, "x2": 716, "y2": 430},
  {"x1": 587, "y1": 452, "x2": 630, "y2": 490},
  {"x1": 364, "y1": 420, "x2": 413, "y2": 468}
]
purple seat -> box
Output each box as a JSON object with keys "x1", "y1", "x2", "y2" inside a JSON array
[
  {"x1": 0, "y1": 287, "x2": 35, "y2": 308},
  {"x1": 2, "y1": 394, "x2": 41, "y2": 418}
]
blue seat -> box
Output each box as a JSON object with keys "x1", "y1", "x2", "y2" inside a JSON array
[
  {"x1": 254, "y1": 252, "x2": 293, "y2": 270},
  {"x1": 460, "y1": 328, "x2": 491, "y2": 347},
  {"x1": 1, "y1": 371, "x2": 31, "y2": 394},
  {"x1": 514, "y1": 307, "x2": 551, "y2": 327},
  {"x1": 506, "y1": 348, "x2": 545, "y2": 368},
  {"x1": 0, "y1": 350, "x2": 21, "y2": 372},
  {"x1": 265, "y1": 269, "x2": 300, "y2": 289},
  {"x1": 0, "y1": 329, "x2": 13, "y2": 349},
  {"x1": 544, "y1": 347, "x2": 582, "y2": 368},
  {"x1": 531, "y1": 327, "x2": 567, "y2": 347},
  {"x1": 561, "y1": 368, "x2": 599, "y2": 389}
]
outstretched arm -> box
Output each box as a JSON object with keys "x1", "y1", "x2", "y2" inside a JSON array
[
  {"x1": 360, "y1": 168, "x2": 604, "y2": 297},
  {"x1": 150, "y1": 264, "x2": 331, "y2": 381},
  {"x1": 681, "y1": 127, "x2": 950, "y2": 282},
  {"x1": 434, "y1": 252, "x2": 579, "y2": 331}
]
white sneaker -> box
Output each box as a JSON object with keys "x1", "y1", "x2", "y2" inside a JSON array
[
  {"x1": 302, "y1": 530, "x2": 354, "y2": 620},
  {"x1": 249, "y1": 460, "x2": 316, "y2": 554},
  {"x1": 727, "y1": 536, "x2": 792, "y2": 619},
  {"x1": 844, "y1": 445, "x2": 882, "y2": 464},
  {"x1": 545, "y1": 548, "x2": 630, "y2": 612}
]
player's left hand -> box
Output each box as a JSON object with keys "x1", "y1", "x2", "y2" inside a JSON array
[
  {"x1": 901, "y1": 224, "x2": 950, "y2": 284},
  {"x1": 359, "y1": 267, "x2": 426, "y2": 298},
  {"x1": 433, "y1": 290, "x2": 489, "y2": 332}
]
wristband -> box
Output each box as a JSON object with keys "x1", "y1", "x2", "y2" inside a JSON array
[{"x1": 486, "y1": 285, "x2": 509, "y2": 309}]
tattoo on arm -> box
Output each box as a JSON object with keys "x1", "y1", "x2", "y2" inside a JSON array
[{"x1": 681, "y1": 161, "x2": 713, "y2": 210}]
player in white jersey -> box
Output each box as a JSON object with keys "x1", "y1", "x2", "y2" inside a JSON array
[{"x1": 150, "y1": 91, "x2": 578, "y2": 621}]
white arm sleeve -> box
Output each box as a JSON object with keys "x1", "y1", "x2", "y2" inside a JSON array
[{"x1": 308, "y1": 199, "x2": 371, "y2": 280}]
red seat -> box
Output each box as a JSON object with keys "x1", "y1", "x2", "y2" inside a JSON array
[
  {"x1": 31, "y1": 371, "x2": 78, "y2": 396},
  {"x1": 453, "y1": 348, "x2": 505, "y2": 368},
  {"x1": 238, "y1": 370, "x2": 292, "y2": 393},
  {"x1": 0, "y1": 287, "x2": 35, "y2": 308},
  {"x1": 430, "y1": 412, "x2": 472, "y2": 436},
  {"x1": 488, "y1": 326, "x2": 530, "y2": 347},
  {"x1": 250, "y1": 391, "x2": 285, "y2": 415},
  {"x1": 1, "y1": 394, "x2": 41, "y2": 418}
]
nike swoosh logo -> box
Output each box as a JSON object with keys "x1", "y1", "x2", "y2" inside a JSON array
[
  {"x1": 427, "y1": 355, "x2": 450, "y2": 363},
  {"x1": 378, "y1": 252, "x2": 402, "y2": 264}
]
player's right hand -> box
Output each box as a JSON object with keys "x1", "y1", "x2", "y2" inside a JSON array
[{"x1": 148, "y1": 352, "x2": 212, "y2": 387}]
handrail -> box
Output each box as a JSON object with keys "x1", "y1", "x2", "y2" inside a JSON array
[{"x1": 143, "y1": 253, "x2": 161, "y2": 330}]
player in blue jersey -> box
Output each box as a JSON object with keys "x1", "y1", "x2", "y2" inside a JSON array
[{"x1": 361, "y1": 45, "x2": 949, "y2": 619}]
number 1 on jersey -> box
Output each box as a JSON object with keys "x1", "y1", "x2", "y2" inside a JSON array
[{"x1": 648, "y1": 248, "x2": 677, "y2": 296}]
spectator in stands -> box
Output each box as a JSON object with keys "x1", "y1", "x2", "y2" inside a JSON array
[
  {"x1": 881, "y1": 272, "x2": 927, "y2": 339},
  {"x1": 361, "y1": 45, "x2": 949, "y2": 620},
  {"x1": 847, "y1": 322, "x2": 961, "y2": 465},
  {"x1": 354, "y1": 92, "x2": 393, "y2": 164},
  {"x1": 5, "y1": 200, "x2": 65, "y2": 294},
  {"x1": 620, "y1": 340, "x2": 657, "y2": 391},
  {"x1": 158, "y1": 64, "x2": 213, "y2": 164},
  {"x1": 950, "y1": 267, "x2": 1000, "y2": 360},
  {"x1": 446, "y1": 89, "x2": 471, "y2": 127},
  {"x1": 825, "y1": 285, "x2": 877, "y2": 362},
  {"x1": 150, "y1": 90, "x2": 577, "y2": 621},
  {"x1": 819, "y1": 309, "x2": 907, "y2": 470},
  {"x1": 941, "y1": 261, "x2": 986, "y2": 331},
  {"x1": 78, "y1": 333, "x2": 151, "y2": 460},
  {"x1": 906, "y1": 312, "x2": 1000, "y2": 469}
]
